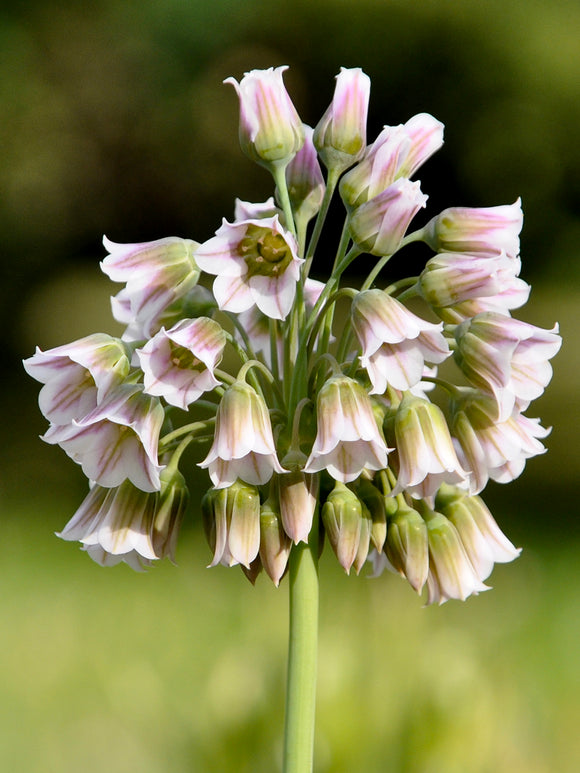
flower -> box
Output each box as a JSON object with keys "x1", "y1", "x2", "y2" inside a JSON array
[
  {"x1": 340, "y1": 113, "x2": 444, "y2": 208},
  {"x1": 314, "y1": 67, "x2": 371, "y2": 173},
  {"x1": 321, "y1": 481, "x2": 372, "y2": 574},
  {"x1": 101, "y1": 236, "x2": 200, "y2": 340},
  {"x1": 277, "y1": 471, "x2": 319, "y2": 544},
  {"x1": 304, "y1": 375, "x2": 390, "y2": 483},
  {"x1": 259, "y1": 494, "x2": 292, "y2": 586},
  {"x1": 23, "y1": 334, "x2": 131, "y2": 425},
  {"x1": 199, "y1": 380, "x2": 285, "y2": 488},
  {"x1": 417, "y1": 251, "x2": 530, "y2": 322},
  {"x1": 43, "y1": 384, "x2": 164, "y2": 492},
  {"x1": 383, "y1": 500, "x2": 429, "y2": 593},
  {"x1": 351, "y1": 289, "x2": 450, "y2": 393},
  {"x1": 224, "y1": 66, "x2": 304, "y2": 168},
  {"x1": 421, "y1": 200, "x2": 523, "y2": 258},
  {"x1": 453, "y1": 312, "x2": 561, "y2": 417},
  {"x1": 136, "y1": 317, "x2": 226, "y2": 409},
  {"x1": 392, "y1": 393, "x2": 467, "y2": 498},
  {"x1": 285, "y1": 124, "x2": 326, "y2": 228},
  {"x1": 201, "y1": 480, "x2": 261, "y2": 568},
  {"x1": 347, "y1": 178, "x2": 428, "y2": 256},
  {"x1": 194, "y1": 215, "x2": 303, "y2": 320}
]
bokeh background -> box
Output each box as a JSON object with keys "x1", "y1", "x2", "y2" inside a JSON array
[{"x1": 2, "y1": 1, "x2": 579, "y2": 771}]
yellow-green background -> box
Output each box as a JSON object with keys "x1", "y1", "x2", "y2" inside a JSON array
[{"x1": 2, "y1": 1, "x2": 578, "y2": 771}]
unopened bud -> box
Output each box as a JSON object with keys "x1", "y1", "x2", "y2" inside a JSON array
[
  {"x1": 260, "y1": 495, "x2": 292, "y2": 586},
  {"x1": 385, "y1": 501, "x2": 429, "y2": 593},
  {"x1": 356, "y1": 479, "x2": 387, "y2": 553},
  {"x1": 201, "y1": 480, "x2": 261, "y2": 568},
  {"x1": 321, "y1": 481, "x2": 370, "y2": 574},
  {"x1": 278, "y1": 471, "x2": 318, "y2": 544}
]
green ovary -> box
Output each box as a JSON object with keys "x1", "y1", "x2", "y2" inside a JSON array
[{"x1": 238, "y1": 225, "x2": 292, "y2": 277}]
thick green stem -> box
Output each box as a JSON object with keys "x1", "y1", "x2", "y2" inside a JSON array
[{"x1": 283, "y1": 519, "x2": 319, "y2": 773}]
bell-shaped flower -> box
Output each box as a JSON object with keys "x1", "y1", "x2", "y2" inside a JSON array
[
  {"x1": 392, "y1": 393, "x2": 467, "y2": 498},
  {"x1": 42, "y1": 384, "x2": 164, "y2": 492},
  {"x1": 224, "y1": 66, "x2": 304, "y2": 169},
  {"x1": 194, "y1": 215, "x2": 303, "y2": 320},
  {"x1": 418, "y1": 251, "x2": 530, "y2": 321},
  {"x1": 285, "y1": 124, "x2": 325, "y2": 228},
  {"x1": 348, "y1": 178, "x2": 428, "y2": 256},
  {"x1": 435, "y1": 484, "x2": 520, "y2": 580},
  {"x1": 384, "y1": 499, "x2": 429, "y2": 593},
  {"x1": 304, "y1": 375, "x2": 390, "y2": 483},
  {"x1": 424, "y1": 508, "x2": 490, "y2": 605},
  {"x1": 321, "y1": 481, "x2": 372, "y2": 574},
  {"x1": 136, "y1": 317, "x2": 226, "y2": 409},
  {"x1": 58, "y1": 467, "x2": 187, "y2": 569},
  {"x1": 453, "y1": 312, "x2": 561, "y2": 417},
  {"x1": 340, "y1": 113, "x2": 444, "y2": 209},
  {"x1": 101, "y1": 236, "x2": 200, "y2": 340},
  {"x1": 23, "y1": 334, "x2": 131, "y2": 425},
  {"x1": 201, "y1": 480, "x2": 261, "y2": 568},
  {"x1": 277, "y1": 470, "x2": 319, "y2": 544},
  {"x1": 259, "y1": 494, "x2": 292, "y2": 586},
  {"x1": 351, "y1": 289, "x2": 450, "y2": 393},
  {"x1": 199, "y1": 380, "x2": 285, "y2": 488},
  {"x1": 450, "y1": 390, "x2": 550, "y2": 494},
  {"x1": 314, "y1": 67, "x2": 371, "y2": 173},
  {"x1": 421, "y1": 200, "x2": 523, "y2": 259}
]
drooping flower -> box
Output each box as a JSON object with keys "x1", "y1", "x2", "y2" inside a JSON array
[
  {"x1": 259, "y1": 494, "x2": 292, "y2": 586},
  {"x1": 136, "y1": 317, "x2": 226, "y2": 409},
  {"x1": 224, "y1": 66, "x2": 304, "y2": 169},
  {"x1": 199, "y1": 380, "x2": 285, "y2": 488},
  {"x1": 201, "y1": 480, "x2": 261, "y2": 568},
  {"x1": 101, "y1": 236, "x2": 200, "y2": 340},
  {"x1": 391, "y1": 393, "x2": 467, "y2": 498},
  {"x1": 351, "y1": 289, "x2": 450, "y2": 393},
  {"x1": 420, "y1": 200, "x2": 523, "y2": 258},
  {"x1": 194, "y1": 215, "x2": 303, "y2": 320},
  {"x1": 277, "y1": 471, "x2": 319, "y2": 544},
  {"x1": 453, "y1": 312, "x2": 561, "y2": 417},
  {"x1": 321, "y1": 481, "x2": 372, "y2": 574},
  {"x1": 347, "y1": 178, "x2": 428, "y2": 256},
  {"x1": 43, "y1": 384, "x2": 164, "y2": 492},
  {"x1": 304, "y1": 375, "x2": 390, "y2": 483},
  {"x1": 313, "y1": 67, "x2": 371, "y2": 173},
  {"x1": 23, "y1": 334, "x2": 131, "y2": 425}
]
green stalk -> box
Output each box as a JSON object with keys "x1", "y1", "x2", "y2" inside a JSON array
[{"x1": 283, "y1": 517, "x2": 319, "y2": 773}]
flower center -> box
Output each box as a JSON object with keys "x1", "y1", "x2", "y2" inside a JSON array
[
  {"x1": 238, "y1": 225, "x2": 292, "y2": 277},
  {"x1": 169, "y1": 343, "x2": 201, "y2": 371}
]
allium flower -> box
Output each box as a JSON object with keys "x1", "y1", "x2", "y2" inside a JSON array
[
  {"x1": 384, "y1": 500, "x2": 429, "y2": 593},
  {"x1": 421, "y1": 200, "x2": 523, "y2": 258},
  {"x1": 351, "y1": 289, "x2": 450, "y2": 393},
  {"x1": 278, "y1": 471, "x2": 319, "y2": 544},
  {"x1": 202, "y1": 480, "x2": 261, "y2": 568},
  {"x1": 321, "y1": 481, "x2": 372, "y2": 574},
  {"x1": 453, "y1": 312, "x2": 561, "y2": 416},
  {"x1": 285, "y1": 125, "x2": 325, "y2": 227},
  {"x1": 418, "y1": 251, "x2": 530, "y2": 321},
  {"x1": 43, "y1": 384, "x2": 164, "y2": 492},
  {"x1": 23, "y1": 334, "x2": 131, "y2": 425},
  {"x1": 314, "y1": 67, "x2": 371, "y2": 173},
  {"x1": 450, "y1": 391, "x2": 550, "y2": 493},
  {"x1": 101, "y1": 236, "x2": 200, "y2": 340},
  {"x1": 136, "y1": 317, "x2": 226, "y2": 409},
  {"x1": 348, "y1": 178, "x2": 428, "y2": 256},
  {"x1": 392, "y1": 393, "x2": 467, "y2": 497},
  {"x1": 234, "y1": 197, "x2": 281, "y2": 222},
  {"x1": 194, "y1": 215, "x2": 303, "y2": 320},
  {"x1": 199, "y1": 380, "x2": 285, "y2": 488},
  {"x1": 224, "y1": 66, "x2": 304, "y2": 168},
  {"x1": 340, "y1": 113, "x2": 444, "y2": 208},
  {"x1": 259, "y1": 495, "x2": 292, "y2": 586},
  {"x1": 304, "y1": 375, "x2": 390, "y2": 483}
]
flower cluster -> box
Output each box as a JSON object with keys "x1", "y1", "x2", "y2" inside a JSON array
[{"x1": 24, "y1": 66, "x2": 560, "y2": 602}]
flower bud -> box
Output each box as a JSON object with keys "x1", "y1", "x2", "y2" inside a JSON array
[
  {"x1": 201, "y1": 480, "x2": 261, "y2": 568},
  {"x1": 225, "y1": 67, "x2": 304, "y2": 169},
  {"x1": 314, "y1": 67, "x2": 370, "y2": 174},
  {"x1": 355, "y1": 479, "x2": 387, "y2": 552},
  {"x1": 278, "y1": 471, "x2": 319, "y2": 544},
  {"x1": 321, "y1": 482, "x2": 370, "y2": 574},
  {"x1": 259, "y1": 495, "x2": 292, "y2": 586},
  {"x1": 347, "y1": 178, "x2": 427, "y2": 256},
  {"x1": 153, "y1": 467, "x2": 189, "y2": 562},
  {"x1": 284, "y1": 124, "x2": 325, "y2": 228},
  {"x1": 385, "y1": 500, "x2": 429, "y2": 593}
]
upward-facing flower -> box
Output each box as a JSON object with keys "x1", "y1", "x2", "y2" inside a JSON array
[
  {"x1": 194, "y1": 215, "x2": 303, "y2": 320},
  {"x1": 23, "y1": 334, "x2": 131, "y2": 425},
  {"x1": 304, "y1": 375, "x2": 390, "y2": 483},
  {"x1": 314, "y1": 67, "x2": 371, "y2": 174},
  {"x1": 101, "y1": 236, "x2": 200, "y2": 340},
  {"x1": 351, "y1": 289, "x2": 450, "y2": 393},
  {"x1": 224, "y1": 67, "x2": 304, "y2": 169},
  {"x1": 199, "y1": 380, "x2": 285, "y2": 488}
]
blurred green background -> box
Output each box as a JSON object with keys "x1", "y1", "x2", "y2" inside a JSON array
[{"x1": 2, "y1": 0, "x2": 579, "y2": 771}]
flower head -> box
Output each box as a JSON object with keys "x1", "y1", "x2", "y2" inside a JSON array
[
  {"x1": 225, "y1": 66, "x2": 304, "y2": 169},
  {"x1": 194, "y1": 215, "x2": 302, "y2": 320}
]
